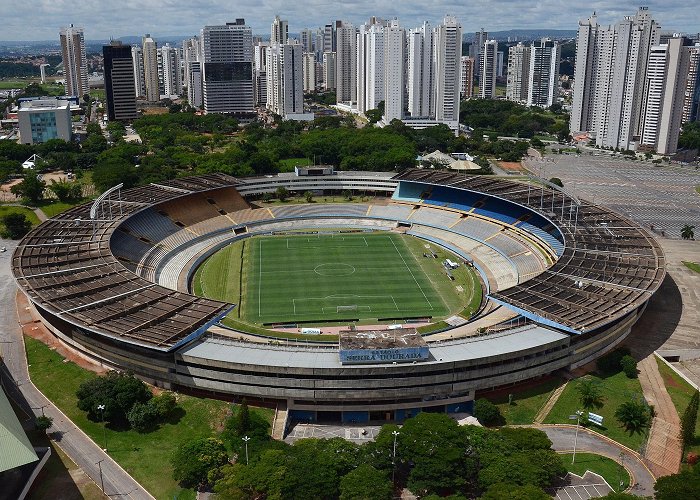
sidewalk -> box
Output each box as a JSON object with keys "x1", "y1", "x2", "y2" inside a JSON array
[
  {"x1": 0, "y1": 239, "x2": 154, "y2": 500},
  {"x1": 637, "y1": 355, "x2": 682, "y2": 477}
]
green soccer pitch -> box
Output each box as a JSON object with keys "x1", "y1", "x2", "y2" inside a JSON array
[{"x1": 192, "y1": 232, "x2": 482, "y2": 326}]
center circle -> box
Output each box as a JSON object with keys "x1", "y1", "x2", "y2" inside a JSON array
[{"x1": 314, "y1": 263, "x2": 356, "y2": 276}]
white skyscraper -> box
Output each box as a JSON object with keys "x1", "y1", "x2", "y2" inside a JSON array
[
  {"x1": 471, "y1": 28, "x2": 488, "y2": 87},
  {"x1": 383, "y1": 19, "x2": 405, "y2": 122},
  {"x1": 302, "y1": 52, "x2": 316, "y2": 92},
  {"x1": 323, "y1": 52, "x2": 336, "y2": 91},
  {"x1": 434, "y1": 15, "x2": 462, "y2": 127},
  {"x1": 299, "y1": 28, "x2": 313, "y2": 53},
  {"x1": 183, "y1": 37, "x2": 202, "y2": 108},
  {"x1": 682, "y1": 44, "x2": 700, "y2": 124},
  {"x1": 271, "y1": 15, "x2": 288, "y2": 45},
  {"x1": 266, "y1": 41, "x2": 307, "y2": 119},
  {"x1": 527, "y1": 38, "x2": 560, "y2": 107},
  {"x1": 640, "y1": 37, "x2": 692, "y2": 154},
  {"x1": 407, "y1": 22, "x2": 434, "y2": 117},
  {"x1": 571, "y1": 8, "x2": 661, "y2": 150},
  {"x1": 335, "y1": 21, "x2": 357, "y2": 104},
  {"x1": 506, "y1": 43, "x2": 531, "y2": 103},
  {"x1": 142, "y1": 34, "x2": 160, "y2": 102},
  {"x1": 160, "y1": 44, "x2": 183, "y2": 97},
  {"x1": 480, "y1": 40, "x2": 497, "y2": 99},
  {"x1": 357, "y1": 21, "x2": 385, "y2": 113},
  {"x1": 59, "y1": 25, "x2": 88, "y2": 98},
  {"x1": 131, "y1": 45, "x2": 146, "y2": 99},
  {"x1": 201, "y1": 20, "x2": 254, "y2": 114}
]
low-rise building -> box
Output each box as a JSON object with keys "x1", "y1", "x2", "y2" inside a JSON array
[{"x1": 17, "y1": 97, "x2": 72, "y2": 145}]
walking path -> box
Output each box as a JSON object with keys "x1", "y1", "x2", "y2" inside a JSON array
[
  {"x1": 637, "y1": 355, "x2": 682, "y2": 477},
  {"x1": 534, "y1": 380, "x2": 568, "y2": 424},
  {"x1": 535, "y1": 425, "x2": 656, "y2": 497},
  {"x1": 0, "y1": 238, "x2": 154, "y2": 500}
]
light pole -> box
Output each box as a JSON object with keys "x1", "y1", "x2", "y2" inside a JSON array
[
  {"x1": 569, "y1": 410, "x2": 583, "y2": 464},
  {"x1": 618, "y1": 451, "x2": 625, "y2": 491},
  {"x1": 97, "y1": 404, "x2": 107, "y2": 451},
  {"x1": 96, "y1": 459, "x2": 105, "y2": 494},
  {"x1": 391, "y1": 430, "x2": 400, "y2": 485},
  {"x1": 242, "y1": 435, "x2": 250, "y2": 465}
]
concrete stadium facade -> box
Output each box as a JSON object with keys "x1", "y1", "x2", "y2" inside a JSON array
[{"x1": 12, "y1": 171, "x2": 664, "y2": 424}]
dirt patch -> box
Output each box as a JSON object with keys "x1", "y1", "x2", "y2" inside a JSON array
[
  {"x1": 17, "y1": 291, "x2": 109, "y2": 375},
  {"x1": 497, "y1": 161, "x2": 526, "y2": 172}
]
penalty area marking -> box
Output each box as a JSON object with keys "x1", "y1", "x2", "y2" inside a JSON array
[{"x1": 292, "y1": 294, "x2": 399, "y2": 315}]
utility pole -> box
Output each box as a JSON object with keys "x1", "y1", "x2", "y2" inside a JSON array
[
  {"x1": 569, "y1": 410, "x2": 583, "y2": 464},
  {"x1": 97, "y1": 404, "x2": 107, "y2": 451},
  {"x1": 96, "y1": 459, "x2": 105, "y2": 494},
  {"x1": 242, "y1": 435, "x2": 251, "y2": 465},
  {"x1": 391, "y1": 430, "x2": 400, "y2": 485}
]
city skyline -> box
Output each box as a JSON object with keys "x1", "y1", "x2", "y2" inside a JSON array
[{"x1": 3, "y1": 1, "x2": 699, "y2": 41}]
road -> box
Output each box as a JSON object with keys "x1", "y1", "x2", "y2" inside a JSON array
[
  {"x1": 0, "y1": 237, "x2": 154, "y2": 500},
  {"x1": 536, "y1": 425, "x2": 656, "y2": 497}
]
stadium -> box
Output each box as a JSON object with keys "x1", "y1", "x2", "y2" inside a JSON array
[{"x1": 11, "y1": 168, "x2": 665, "y2": 426}]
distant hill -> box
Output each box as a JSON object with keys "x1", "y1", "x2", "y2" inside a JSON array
[{"x1": 463, "y1": 29, "x2": 576, "y2": 42}]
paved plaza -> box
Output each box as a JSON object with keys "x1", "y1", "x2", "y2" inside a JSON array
[{"x1": 523, "y1": 154, "x2": 700, "y2": 239}]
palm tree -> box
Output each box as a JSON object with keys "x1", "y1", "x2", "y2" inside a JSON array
[
  {"x1": 615, "y1": 399, "x2": 652, "y2": 435},
  {"x1": 576, "y1": 378, "x2": 604, "y2": 411},
  {"x1": 681, "y1": 225, "x2": 695, "y2": 240}
]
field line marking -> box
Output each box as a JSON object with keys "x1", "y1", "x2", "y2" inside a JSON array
[
  {"x1": 391, "y1": 295, "x2": 399, "y2": 311},
  {"x1": 388, "y1": 236, "x2": 433, "y2": 310}
]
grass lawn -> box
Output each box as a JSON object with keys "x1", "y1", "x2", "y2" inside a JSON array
[
  {"x1": 38, "y1": 200, "x2": 83, "y2": 218},
  {"x1": 559, "y1": 452, "x2": 630, "y2": 491},
  {"x1": 683, "y1": 261, "x2": 700, "y2": 274},
  {"x1": 487, "y1": 376, "x2": 564, "y2": 425},
  {"x1": 195, "y1": 232, "x2": 480, "y2": 326},
  {"x1": 543, "y1": 371, "x2": 648, "y2": 451},
  {"x1": 0, "y1": 205, "x2": 41, "y2": 228},
  {"x1": 24, "y1": 335, "x2": 244, "y2": 500},
  {"x1": 0, "y1": 80, "x2": 30, "y2": 89},
  {"x1": 655, "y1": 357, "x2": 700, "y2": 455}
]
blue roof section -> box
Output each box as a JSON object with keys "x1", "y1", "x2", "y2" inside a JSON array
[
  {"x1": 487, "y1": 296, "x2": 580, "y2": 335},
  {"x1": 396, "y1": 180, "x2": 564, "y2": 256}
]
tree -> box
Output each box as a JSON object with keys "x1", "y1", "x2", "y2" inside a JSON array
[
  {"x1": 654, "y1": 463, "x2": 700, "y2": 499},
  {"x1": 681, "y1": 224, "x2": 695, "y2": 240},
  {"x1": 576, "y1": 378, "x2": 604, "y2": 411},
  {"x1": 479, "y1": 482, "x2": 549, "y2": 500},
  {"x1": 615, "y1": 399, "x2": 652, "y2": 435},
  {"x1": 548, "y1": 177, "x2": 564, "y2": 188},
  {"x1": 48, "y1": 179, "x2": 82, "y2": 202},
  {"x1": 35, "y1": 415, "x2": 53, "y2": 432},
  {"x1": 171, "y1": 437, "x2": 229, "y2": 488},
  {"x1": 127, "y1": 401, "x2": 160, "y2": 432},
  {"x1": 340, "y1": 464, "x2": 392, "y2": 500},
  {"x1": 275, "y1": 186, "x2": 289, "y2": 201},
  {"x1": 75, "y1": 371, "x2": 152, "y2": 425},
  {"x1": 398, "y1": 413, "x2": 476, "y2": 496},
  {"x1": 235, "y1": 400, "x2": 250, "y2": 435},
  {"x1": 474, "y1": 398, "x2": 505, "y2": 426},
  {"x1": 304, "y1": 190, "x2": 314, "y2": 203},
  {"x1": 342, "y1": 189, "x2": 353, "y2": 200},
  {"x1": 598, "y1": 493, "x2": 646, "y2": 500},
  {"x1": 1, "y1": 213, "x2": 32, "y2": 239},
  {"x1": 10, "y1": 173, "x2": 45, "y2": 204},
  {"x1": 151, "y1": 392, "x2": 177, "y2": 418},
  {"x1": 365, "y1": 108, "x2": 383, "y2": 124},
  {"x1": 681, "y1": 390, "x2": 699, "y2": 449},
  {"x1": 620, "y1": 355, "x2": 638, "y2": 378},
  {"x1": 597, "y1": 347, "x2": 632, "y2": 375}
]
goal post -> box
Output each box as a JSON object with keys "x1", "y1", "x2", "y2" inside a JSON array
[{"x1": 336, "y1": 304, "x2": 358, "y2": 313}]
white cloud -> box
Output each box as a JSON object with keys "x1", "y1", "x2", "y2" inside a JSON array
[{"x1": 2, "y1": 0, "x2": 698, "y2": 41}]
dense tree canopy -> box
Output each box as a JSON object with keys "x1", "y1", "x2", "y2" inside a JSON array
[{"x1": 75, "y1": 371, "x2": 152, "y2": 425}]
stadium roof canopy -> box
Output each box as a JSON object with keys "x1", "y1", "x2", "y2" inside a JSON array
[{"x1": 0, "y1": 387, "x2": 38, "y2": 473}]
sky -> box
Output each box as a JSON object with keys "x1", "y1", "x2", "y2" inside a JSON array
[{"x1": 3, "y1": 0, "x2": 699, "y2": 41}]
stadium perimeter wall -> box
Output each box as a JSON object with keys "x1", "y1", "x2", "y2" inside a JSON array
[{"x1": 14, "y1": 173, "x2": 661, "y2": 421}]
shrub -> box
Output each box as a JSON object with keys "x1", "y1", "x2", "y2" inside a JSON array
[
  {"x1": 596, "y1": 347, "x2": 631, "y2": 374},
  {"x1": 620, "y1": 355, "x2": 638, "y2": 378},
  {"x1": 474, "y1": 398, "x2": 505, "y2": 426}
]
